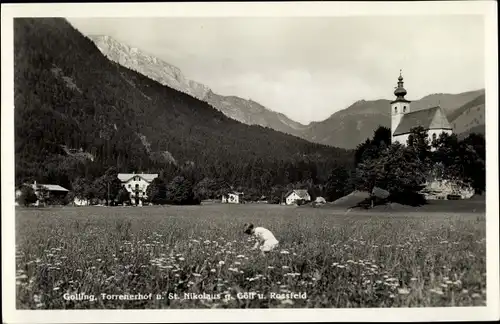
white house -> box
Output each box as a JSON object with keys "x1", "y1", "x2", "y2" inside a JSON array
[
  {"x1": 391, "y1": 72, "x2": 453, "y2": 147},
  {"x1": 221, "y1": 192, "x2": 243, "y2": 204},
  {"x1": 118, "y1": 173, "x2": 158, "y2": 206},
  {"x1": 284, "y1": 189, "x2": 311, "y2": 205}
]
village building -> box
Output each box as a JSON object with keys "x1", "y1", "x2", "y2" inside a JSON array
[
  {"x1": 391, "y1": 72, "x2": 453, "y2": 147},
  {"x1": 118, "y1": 173, "x2": 158, "y2": 206},
  {"x1": 221, "y1": 192, "x2": 243, "y2": 204},
  {"x1": 15, "y1": 181, "x2": 70, "y2": 206},
  {"x1": 284, "y1": 189, "x2": 311, "y2": 205}
]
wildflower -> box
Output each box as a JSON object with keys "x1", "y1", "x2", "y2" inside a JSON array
[
  {"x1": 389, "y1": 294, "x2": 395, "y2": 298},
  {"x1": 236, "y1": 255, "x2": 245, "y2": 259},
  {"x1": 282, "y1": 266, "x2": 290, "y2": 270},
  {"x1": 332, "y1": 263, "x2": 339, "y2": 267},
  {"x1": 461, "y1": 289, "x2": 469, "y2": 294},
  {"x1": 440, "y1": 284, "x2": 448, "y2": 289},
  {"x1": 53, "y1": 287, "x2": 60, "y2": 291},
  {"x1": 234, "y1": 262, "x2": 241, "y2": 266},
  {"x1": 337, "y1": 265, "x2": 345, "y2": 269},
  {"x1": 281, "y1": 299, "x2": 294, "y2": 306},
  {"x1": 410, "y1": 277, "x2": 418, "y2": 282},
  {"x1": 33, "y1": 294, "x2": 42, "y2": 303},
  {"x1": 218, "y1": 261, "x2": 225, "y2": 266},
  {"x1": 210, "y1": 269, "x2": 216, "y2": 273},
  {"x1": 178, "y1": 257, "x2": 185, "y2": 261},
  {"x1": 472, "y1": 293, "x2": 481, "y2": 299},
  {"x1": 267, "y1": 266, "x2": 275, "y2": 269},
  {"x1": 193, "y1": 273, "x2": 201, "y2": 277},
  {"x1": 398, "y1": 288, "x2": 410, "y2": 295},
  {"x1": 430, "y1": 289, "x2": 444, "y2": 295},
  {"x1": 280, "y1": 250, "x2": 290, "y2": 255}
]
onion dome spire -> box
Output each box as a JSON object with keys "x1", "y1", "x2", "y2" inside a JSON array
[{"x1": 394, "y1": 69, "x2": 407, "y2": 99}]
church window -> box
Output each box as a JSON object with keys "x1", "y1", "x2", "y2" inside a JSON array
[
  {"x1": 432, "y1": 133, "x2": 437, "y2": 141},
  {"x1": 403, "y1": 106, "x2": 406, "y2": 112},
  {"x1": 394, "y1": 107, "x2": 398, "y2": 113}
]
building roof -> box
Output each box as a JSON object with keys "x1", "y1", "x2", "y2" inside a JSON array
[
  {"x1": 224, "y1": 191, "x2": 244, "y2": 196},
  {"x1": 117, "y1": 173, "x2": 158, "y2": 182},
  {"x1": 393, "y1": 106, "x2": 452, "y2": 136},
  {"x1": 285, "y1": 189, "x2": 310, "y2": 199},
  {"x1": 33, "y1": 184, "x2": 69, "y2": 192}
]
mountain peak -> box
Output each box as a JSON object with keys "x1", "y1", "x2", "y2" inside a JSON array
[{"x1": 89, "y1": 35, "x2": 209, "y2": 100}]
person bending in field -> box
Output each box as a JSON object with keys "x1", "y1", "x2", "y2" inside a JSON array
[{"x1": 243, "y1": 223, "x2": 279, "y2": 254}]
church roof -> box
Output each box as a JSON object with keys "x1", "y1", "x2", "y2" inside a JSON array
[{"x1": 393, "y1": 106, "x2": 452, "y2": 136}]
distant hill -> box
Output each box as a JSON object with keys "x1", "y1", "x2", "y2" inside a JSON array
[
  {"x1": 14, "y1": 18, "x2": 352, "y2": 190},
  {"x1": 299, "y1": 90, "x2": 486, "y2": 149},
  {"x1": 89, "y1": 35, "x2": 304, "y2": 137},
  {"x1": 87, "y1": 35, "x2": 485, "y2": 151}
]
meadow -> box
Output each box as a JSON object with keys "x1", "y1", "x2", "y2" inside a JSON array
[{"x1": 15, "y1": 203, "x2": 486, "y2": 309}]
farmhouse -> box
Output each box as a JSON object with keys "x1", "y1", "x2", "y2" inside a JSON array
[
  {"x1": 284, "y1": 189, "x2": 311, "y2": 205},
  {"x1": 118, "y1": 173, "x2": 158, "y2": 206},
  {"x1": 391, "y1": 72, "x2": 453, "y2": 146},
  {"x1": 15, "y1": 181, "x2": 70, "y2": 205},
  {"x1": 221, "y1": 192, "x2": 243, "y2": 204}
]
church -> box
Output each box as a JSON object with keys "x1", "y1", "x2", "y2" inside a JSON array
[{"x1": 390, "y1": 72, "x2": 453, "y2": 146}]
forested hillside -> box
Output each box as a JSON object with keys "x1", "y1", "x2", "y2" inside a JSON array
[{"x1": 14, "y1": 18, "x2": 353, "y2": 199}]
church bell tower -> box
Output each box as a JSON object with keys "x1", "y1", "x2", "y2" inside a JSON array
[{"x1": 391, "y1": 70, "x2": 411, "y2": 140}]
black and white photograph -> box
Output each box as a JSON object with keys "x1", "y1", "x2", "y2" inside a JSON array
[{"x1": 1, "y1": 1, "x2": 499, "y2": 323}]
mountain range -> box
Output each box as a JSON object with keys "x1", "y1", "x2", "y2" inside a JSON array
[
  {"x1": 89, "y1": 35, "x2": 486, "y2": 149},
  {"x1": 14, "y1": 18, "x2": 352, "y2": 190}
]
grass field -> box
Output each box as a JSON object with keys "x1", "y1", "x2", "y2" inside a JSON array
[{"x1": 15, "y1": 203, "x2": 486, "y2": 309}]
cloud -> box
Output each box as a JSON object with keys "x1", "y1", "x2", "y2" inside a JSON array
[{"x1": 68, "y1": 15, "x2": 485, "y2": 124}]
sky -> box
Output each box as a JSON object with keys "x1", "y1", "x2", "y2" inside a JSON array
[{"x1": 68, "y1": 15, "x2": 485, "y2": 124}]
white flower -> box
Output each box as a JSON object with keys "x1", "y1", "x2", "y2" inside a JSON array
[
  {"x1": 280, "y1": 250, "x2": 290, "y2": 255},
  {"x1": 218, "y1": 261, "x2": 225, "y2": 266},
  {"x1": 398, "y1": 288, "x2": 410, "y2": 295}
]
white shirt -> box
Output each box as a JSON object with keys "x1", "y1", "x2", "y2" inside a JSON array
[{"x1": 253, "y1": 227, "x2": 278, "y2": 245}]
